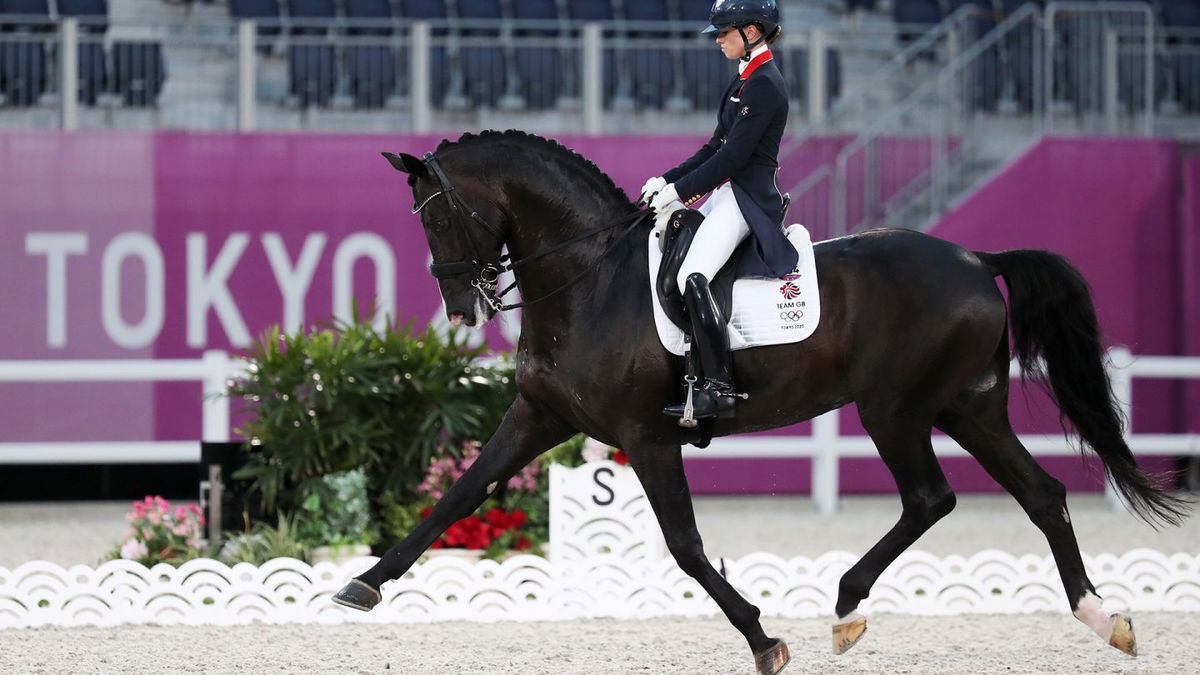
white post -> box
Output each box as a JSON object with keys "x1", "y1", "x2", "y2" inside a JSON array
[
  {"x1": 812, "y1": 410, "x2": 840, "y2": 515},
  {"x1": 60, "y1": 18, "x2": 79, "y2": 131},
  {"x1": 412, "y1": 21, "x2": 432, "y2": 133},
  {"x1": 201, "y1": 351, "x2": 232, "y2": 443},
  {"x1": 237, "y1": 20, "x2": 256, "y2": 131},
  {"x1": 1103, "y1": 28, "x2": 1118, "y2": 135},
  {"x1": 582, "y1": 23, "x2": 602, "y2": 136},
  {"x1": 807, "y1": 28, "x2": 826, "y2": 127},
  {"x1": 1106, "y1": 346, "x2": 1135, "y2": 511}
]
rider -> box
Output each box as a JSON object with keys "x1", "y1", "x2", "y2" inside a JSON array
[{"x1": 641, "y1": 0, "x2": 798, "y2": 422}]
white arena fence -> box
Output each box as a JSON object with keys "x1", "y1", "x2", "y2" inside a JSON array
[
  {"x1": 1, "y1": 462, "x2": 1197, "y2": 629},
  {"x1": 0, "y1": 346, "x2": 1197, "y2": 514}
]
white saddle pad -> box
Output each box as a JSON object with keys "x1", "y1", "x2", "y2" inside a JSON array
[{"x1": 649, "y1": 224, "x2": 821, "y2": 356}]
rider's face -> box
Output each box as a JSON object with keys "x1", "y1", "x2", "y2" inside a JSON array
[{"x1": 715, "y1": 25, "x2": 762, "y2": 60}]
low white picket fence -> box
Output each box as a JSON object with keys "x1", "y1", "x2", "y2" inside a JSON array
[{"x1": 2, "y1": 462, "x2": 1198, "y2": 628}]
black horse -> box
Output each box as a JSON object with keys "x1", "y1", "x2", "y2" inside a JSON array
[{"x1": 334, "y1": 130, "x2": 1188, "y2": 673}]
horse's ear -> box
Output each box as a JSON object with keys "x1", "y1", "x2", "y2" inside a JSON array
[{"x1": 382, "y1": 152, "x2": 427, "y2": 178}]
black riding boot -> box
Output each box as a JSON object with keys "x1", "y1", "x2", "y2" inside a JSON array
[{"x1": 663, "y1": 273, "x2": 739, "y2": 421}]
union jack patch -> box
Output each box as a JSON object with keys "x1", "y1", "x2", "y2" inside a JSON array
[{"x1": 739, "y1": 105, "x2": 751, "y2": 116}]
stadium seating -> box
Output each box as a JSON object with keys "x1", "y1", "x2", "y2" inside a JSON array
[
  {"x1": 111, "y1": 41, "x2": 165, "y2": 107},
  {"x1": 55, "y1": 0, "x2": 109, "y2": 34},
  {"x1": 566, "y1": 0, "x2": 618, "y2": 104},
  {"x1": 623, "y1": 0, "x2": 674, "y2": 108},
  {"x1": 0, "y1": 0, "x2": 53, "y2": 32},
  {"x1": 1001, "y1": 0, "x2": 1040, "y2": 111},
  {"x1": 457, "y1": 0, "x2": 507, "y2": 107},
  {"x1": 345, "y1": 0, "x2": 393, "y2": 34},
  {"x1": 286, "y1": 0, "x2": 336, "y2": 36},
  {"x1": 1161, "y1": 0, "x2": 1200, "y2": 111},
  {"x1": 399, "y1": 0, "x2": 451, "y2": 106},
  {"x1": 945, "y1": 0, "x2": 1000, "y2": 111},
  {"x1": 784, "y1": 47, "x2": 842, "y2": 112},
  {"x1": 77, "y1": 42, "x2": 107, "y2": 106},
  {"x1": 511, "y1": 0, "x2": 564, "y2": 108},
  {"x1": 0, "y1": 41, "x2": 47, "y2": 106},
  {"x1": 344, "y1": 0, "x2": 397, "y2": 108},
  {"x1": 287, "y1": 43, "x2": 336, "y2": 107},
  {"x1": 893, "y1": 0, "x2": 943, "y2": 47},
  {"x1": 676, "y1": 0, "x2": 731, "y2": 108},
  {"x1": 229, "y1": 0, "x2": 282, "y2": 39}
]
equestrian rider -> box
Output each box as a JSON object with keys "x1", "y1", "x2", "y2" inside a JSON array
[{"x1": 641, "y1": 0, "x2": 798, "y2": 422}]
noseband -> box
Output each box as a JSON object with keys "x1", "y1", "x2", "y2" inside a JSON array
[{"x1": 413, "y1": 152, "x2": 649, "y2": 312}]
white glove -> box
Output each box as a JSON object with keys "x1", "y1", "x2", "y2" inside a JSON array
[
  {"x1": 649, "y1": 183, "x2": 680, "y2": 214},
  {"x1": 639, "y1": 176, "x2": 667, "y2": 205}
]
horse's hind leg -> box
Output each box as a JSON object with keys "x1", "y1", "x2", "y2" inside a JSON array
[
  {"x1": 626, "y1": 444, "x2": 790, "y2": 675},
  {"x1": 935, "y1": 371, "x2": 1138, "y2": 656},
  {"x1": 832, "y1": 414, "x2": 956, "y2": 654}
]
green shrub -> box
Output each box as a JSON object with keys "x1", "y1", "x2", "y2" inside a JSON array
[{"x1": 227, "y1": 316, "x2": 516, "y2": 543}]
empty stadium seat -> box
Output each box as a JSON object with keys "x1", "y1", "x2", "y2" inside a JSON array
[
  {"x1": 511, "y1": 0, "x2": 564, "y2": 108},
  {"x1": 566, "y1": 0, "x2": 618, "y2": 103},
  {"x1": 77, "y1": 42, "x2": 107, "y2": 106},
  {"x1": 287, "y1": 43, "x2": 337, "y2": 107},
  {"x1": 55, "y1": 0, "x2": 109, "y2": 35},
  {"x1": 111, "y1": 41, "x2": 165, "y2": 107},
  {"x1": 622, "y1": 0, "x2": 673, "y2": 108},
  {"x1": 0, "y1": 41, "x2": 47, "y2": 106},
  {"x1": 287, "y1": 0, "x2": 336, "y2": 36},
  {"x1": 229, "y1": 0, "x2": 283, "y2": 39},
  {"x1": 400, "y1": 0, "x2": 452, "y2": 106},
  {"x1": 676, "y1": 0, "x2": 730, "y2": 107},
  {"x1": 0, "y1": 0, "x2": 53, "y2": 33},
  {"x1": 893, "y1": 0, "x2": 943, "y2": 47},
  {"x1": 1162, "y1": 0, "x2": 1200, "y2": 110},
  {"x1": 345, "y1": 0, "x2": 394, "y2": 35},
  {"x1": 457, "y1": 0, "x2": 506, "y2": 106},
  {"x1": 345, "y1": 45, "x2": 396, "y2": 108},
  {"x1": 785, "y1": 47, "x2": 842, "y2": 112}
]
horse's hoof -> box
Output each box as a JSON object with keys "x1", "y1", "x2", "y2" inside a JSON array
[
  {"x1": 753, "y1": 638, "x2": 790, "y2": 675},
  {"x1": 1108, "y1": 613, "x2": 1137, "y2": 657},
  {"x1": 832, "y1": 614, "x2": 868, "y2": 655},
  {"x1": 332, "y1": 579, "x2": 381, "y2": 612}
]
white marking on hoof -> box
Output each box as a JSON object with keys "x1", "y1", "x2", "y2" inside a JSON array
[
  {"x1": 832, "y1": 612, "x2": 868, "y2": 655},
  {"x1": 1073, "y1": 592, "x2": 1114, "y2": 642}
]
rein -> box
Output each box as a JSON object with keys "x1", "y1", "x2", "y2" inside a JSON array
[{"x1": 415, "y1": 151, "x2": 650, "y2": 312}]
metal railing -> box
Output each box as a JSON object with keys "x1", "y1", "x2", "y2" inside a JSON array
[
  {"x1": 1, "y1": 15, "x2": 894, "y2": 135},
  {"x1": 686, "y1": 347, "x2": 1200, "y2": 515},
  {"x1": 0, "y1": 351, "x2": 245, "y2": 463},
  {"x1": 1, "y1": 348, "x2": 1195, "y2": 521},
  {"x1": 818, "y1": 3, "x2": 1157, "y2": 237}
]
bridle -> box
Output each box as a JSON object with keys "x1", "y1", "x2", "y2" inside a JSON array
[{"x1": 413, "y1": 152, "x2": 650, "y2": 313}]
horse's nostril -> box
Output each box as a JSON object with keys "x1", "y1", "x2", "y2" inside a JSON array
[{"x1": 449, "y1": 312, "x2": 465, "y2": 327}]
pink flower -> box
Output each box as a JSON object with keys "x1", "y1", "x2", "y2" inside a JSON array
[
  {"x1": 582, "y1": 437, "x2": 610, "y2": 463},
  {"x1": 146, "y1": 510, "x2": 162, "y2": 525},
  {"x1": 174, "y1": 506, "x2": 188, "y2": 521},
  {"x1": 172, "y1": 524, "x2": 191, "y2": 536},
  {"x1": 142, "y1": 528, "x2": 157, "y2": 541},
  {"x1": 119, "y1": 540, "x2": 148, "y2": 560}
]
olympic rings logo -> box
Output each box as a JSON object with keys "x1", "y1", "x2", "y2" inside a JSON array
[{"x1": 779, "y1": 310, "x2": 805, "y2": 322}]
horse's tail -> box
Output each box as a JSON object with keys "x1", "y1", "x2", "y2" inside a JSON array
[{"x1": 976, "y1": 249, "x2": 1191, "y2": 528}]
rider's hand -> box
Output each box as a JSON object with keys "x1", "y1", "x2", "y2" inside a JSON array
[
  {"x1": 639, "y1": 176, "x2": 667, "y2": 206},
  {"x1": 649, "y1": 183, "x2": 680, "y2": 214}
]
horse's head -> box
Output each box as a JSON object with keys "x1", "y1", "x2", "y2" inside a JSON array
[{"x1": 384, "y1": 150, "x2": 507, "y2": 328}]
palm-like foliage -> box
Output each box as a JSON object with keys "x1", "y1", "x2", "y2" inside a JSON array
[{"x1": 228, "y1": 317, "x2": 516, "y2": 518}]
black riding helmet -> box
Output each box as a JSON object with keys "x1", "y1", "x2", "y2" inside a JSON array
[{"x1": 701, "y1": 0, "x2": 781, "y2": 61}]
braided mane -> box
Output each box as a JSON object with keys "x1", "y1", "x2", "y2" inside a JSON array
[{"x1": 436, "y1": 130, "x2": 635, "y2": 210}]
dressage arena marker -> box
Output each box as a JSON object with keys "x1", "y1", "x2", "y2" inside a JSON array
[{"x1": 1, "y1": 463, "x2": 1197, "y2": 628}]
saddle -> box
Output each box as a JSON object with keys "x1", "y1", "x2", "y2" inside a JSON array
[{"x1": 655, "y1": 208, "x2": 739, "y2": 334}]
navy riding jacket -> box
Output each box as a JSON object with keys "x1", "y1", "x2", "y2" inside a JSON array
[{"x1": 662, "y1": 52, "x2": 798, "y2": 278}]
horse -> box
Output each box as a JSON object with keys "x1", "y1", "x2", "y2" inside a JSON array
[{"x1": 333, "y1": 130, "x2": 1189, "y2": 673}]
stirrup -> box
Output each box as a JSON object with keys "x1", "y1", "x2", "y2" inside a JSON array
[{"x1": 663, "y1": 377, "x2": 747, "y2": 426}]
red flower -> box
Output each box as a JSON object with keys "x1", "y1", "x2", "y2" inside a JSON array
[
  {"x1": 515, "y1": 536, "x2": 532, "y2": 551},
  {"x1": 612, "y1": 449, "x2": 629, "y2": 465}
]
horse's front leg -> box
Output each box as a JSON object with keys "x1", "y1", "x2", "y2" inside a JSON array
[
  {"x1": 627, "y1": 444, "x2": 790, "y2": 675},
  {"x1": 334, "y1": 395, "x2": 572, "y2": 609}
]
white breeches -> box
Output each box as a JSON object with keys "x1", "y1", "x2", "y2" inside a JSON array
[{"x1": 676, "y1": 182, "x2": 751, "y2": 291}]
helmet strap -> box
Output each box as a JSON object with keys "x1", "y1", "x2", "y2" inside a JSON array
[{"x1": 737, "y1": 26, "x2": 765, "y2": 61}]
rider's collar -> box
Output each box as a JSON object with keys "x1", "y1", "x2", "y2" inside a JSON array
[{"x1": 739, "y1": 45, "x2": 772, "y2": 79}]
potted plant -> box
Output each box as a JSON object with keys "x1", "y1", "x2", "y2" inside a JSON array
[
  {"x1": 107, "y1": 496, "x2": 206, "y2": 566},
  {"x1": 226, "y1": 315, "x2": 516, "y2": 554},
  {"x1": 295, "y1": 469, "x2": 376, "y2": 564}
]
